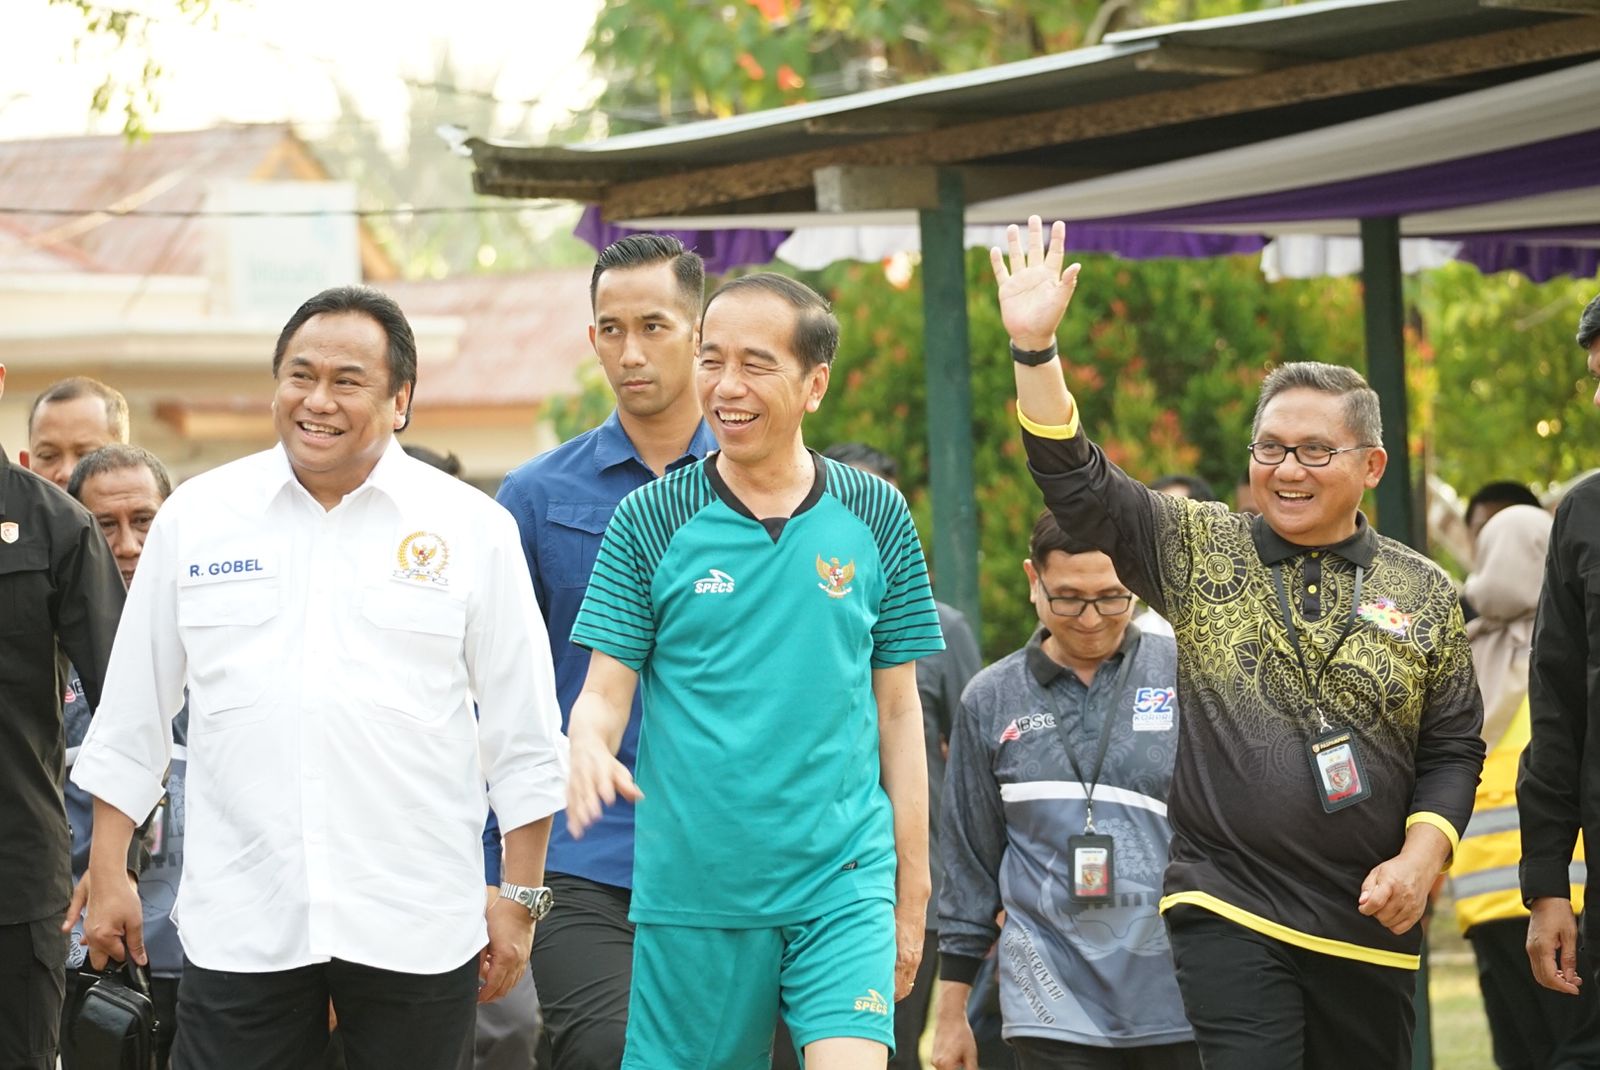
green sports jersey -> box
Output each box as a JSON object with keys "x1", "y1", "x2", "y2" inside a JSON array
[{"x1": 570, "y1": 452, "x2": 945, "y2": 927}]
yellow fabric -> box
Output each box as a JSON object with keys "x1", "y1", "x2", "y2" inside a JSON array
[
  {"x1": 1453, "y1": 698, "x2": 1586, "y2": 934},
  {"x1": 1159, "y1": 890, "x2": 1420, "y2": 970},
  {"x1": 1016, "y1": 398, "x2": 1080, "y2": 441},
  {"x1": 1406, "y1": 811, "x2": 1461, "y2": 856}
]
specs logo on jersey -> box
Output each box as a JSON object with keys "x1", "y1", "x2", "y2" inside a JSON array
[
  {"x1": 816, "y1": 555, "x2": 855, "y2": 599},
  {"x1": 853, "y1": 989, "x2": 890, "y2": 1016},
  {"x1": 394, "y1": 531, "x2": 450, "y2": 586},
  {"x1": 693, "y1": 569, "x2": 736, "y2": 595}
]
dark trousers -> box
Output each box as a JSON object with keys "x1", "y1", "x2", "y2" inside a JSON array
[
  {"x1": 0, "y1": 918, "x2": 65, "y2": 1070},
  {"x1": 1469, "y1": 917, "x2": 1600, "y2": 1070},
  {"x1": 170, "y1": 955, "x2": 478, "y2": 1070},
  {"x1": 771, "y1": 929, "x2": 938, "y2": 1069},
  {"x1": 1008, "y1": 1036, "x2": 1202, "y2": 1070},
  {"x1": 527, "y1": 873, "x2": 633, "y2": 1070},
  {"x1": 1165, "y1": 906, "x2": 1415, "y2": 1070}
]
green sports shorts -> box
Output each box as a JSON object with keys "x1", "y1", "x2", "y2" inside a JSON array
[{"x1": 620, "y1": 896, "x2": 897, "y2": 1070}]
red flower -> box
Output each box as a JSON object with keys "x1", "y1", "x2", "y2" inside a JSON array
[
  {"x1": 777, "y1": 64, "x2": 805, "y2": 91},
  {"x1": 737, "y1": 53, "x2": 765, "y2": 80}
]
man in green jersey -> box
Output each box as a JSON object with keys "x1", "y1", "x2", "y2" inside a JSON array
[{"x1": 567, "y1": 273, "x2": 945, "y2": 1070}]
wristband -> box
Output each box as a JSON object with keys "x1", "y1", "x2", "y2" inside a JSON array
[{"x1": 1009, "y1": 339, "x2": 1058, "y2": 366}]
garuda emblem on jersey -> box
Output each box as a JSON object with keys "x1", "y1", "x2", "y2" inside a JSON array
[
  {"x1": 816, "y1": 555, "x2": 855, "y2": 599},
  {"x1": 394, "y1": 530, "x2": 450, "y2": 586}
]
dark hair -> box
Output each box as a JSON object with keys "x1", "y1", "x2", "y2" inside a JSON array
[
  {"x1": 272, "y1": 286, "x2": 417, "y2": 430},
  {"x1": 1578, "y1": 292, "x2": 1600, "y2": 350},
  {"x1": 403, "y1": 443, "x2": 463, "y2": 477},
  {"x1": 590, "y1": 234, "x2": 705, "y2": 317},
  {"x1": 703, "y1": 273, "x2": 840, "y2": 371},
  {"x1": 1150, "y1": 473, "x2": 1217, "y2": 502},
  {"x1": 823, "y1": 442, "x2": 897, "y2": 481},
  {"x1": 1466, "y1": 481, "x2": 1540, "y2": 522},
  {"x1": 29, "y1": 377, "x2": 130, "y2": 441},
  {"x1": 1253, "y1": 361, "x2": 1381, "y2": 445},
  {"x1": 67, "y1": 443, "x2": 172, "y2": 502},
  {"x1": 1029, "y1": 508, "x2": 1102, "y2": 568}
]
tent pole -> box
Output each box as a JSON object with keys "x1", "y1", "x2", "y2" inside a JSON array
[
  {"x1": 1360, "y1": 216, "x2": 1418, "y2": 551},
  {"x1": 1360, "y1": 216, "x2": 1431, "y2": 1070},
  {"x1": 918, "y1": 169, "x2": 982, "y2": 637}
]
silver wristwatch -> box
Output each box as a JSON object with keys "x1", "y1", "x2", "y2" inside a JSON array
[{"x1": 498, "y1": 882, "x2": 554, "y2": 921}]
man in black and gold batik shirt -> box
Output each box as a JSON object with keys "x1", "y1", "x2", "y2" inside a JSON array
[{"x1": 986, "y1": 217, "x2": 1484, "y2": 1070}]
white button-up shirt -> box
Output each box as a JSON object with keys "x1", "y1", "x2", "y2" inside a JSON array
[{"x1": 74, "y1": 440, "x2": 568, "y2": 974}]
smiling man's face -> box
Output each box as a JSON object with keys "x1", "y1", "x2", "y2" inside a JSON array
[
  {"x1": 1249, "y1": 387, "x2": 1386, "y2": 548},
  {"x1": 271, "y1": 311, "x2": 408, "y2": 506}
]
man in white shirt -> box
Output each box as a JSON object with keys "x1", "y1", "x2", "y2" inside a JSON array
[{"x1": 72, "y1": 286, "x2": 569, "y2": 1070}]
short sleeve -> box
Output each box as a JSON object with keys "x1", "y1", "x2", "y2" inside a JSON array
[
  {"x1": 569, "y1": 495, "x2": 657, "y2": 671},
  {"x1": 871, "y1": 500, "x2": 945, "y2": 668}
]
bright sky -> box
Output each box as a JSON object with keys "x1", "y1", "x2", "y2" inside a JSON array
[{"x1": 0, "y1": 0, "x2": 604, "y2": 143}]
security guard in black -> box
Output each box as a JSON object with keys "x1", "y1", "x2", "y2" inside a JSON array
[{"x1": 0, "y1": 444, "x2": 125, "y2": 1070}]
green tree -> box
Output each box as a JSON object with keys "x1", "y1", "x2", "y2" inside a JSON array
[
  {"x1": 1420, "y1": 264, "x2": 1599, "y2": 498},
  {"x1": 49, "y1": 0, "x2": 227, "y2": 138},
  {"x1": 586, "y1": 0, "x2": 1288, "y2": 128}
]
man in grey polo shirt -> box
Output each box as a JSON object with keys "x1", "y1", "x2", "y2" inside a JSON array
[{"x1": 933, "y1": 510, "x2": 1196, "y2": 1070}]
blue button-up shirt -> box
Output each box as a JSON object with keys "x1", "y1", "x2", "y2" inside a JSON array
[{"x1": 495, "y1": 410, "x2": 716, "y2": 889}]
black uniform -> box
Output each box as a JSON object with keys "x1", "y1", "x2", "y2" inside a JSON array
[
  {"x1": 0, "y1": 446, "x2": 125, "y2": 1070},
  {"x1": 1520, "y1": 474, "x2": 1600, "y2": 946}
]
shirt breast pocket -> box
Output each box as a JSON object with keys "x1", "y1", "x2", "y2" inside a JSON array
[
  {"x1": 360, "y1": 586, "x2": 469, "y2": 728},
  {"x1": 0, "y1": 542, "x2": 50, "y2": 637},
  {"x1": 178, "y1": 580, "x2": 280, "y2": 728},
  {"x1": 543, "y1": 502, "x2": 614, "y2": 590}
]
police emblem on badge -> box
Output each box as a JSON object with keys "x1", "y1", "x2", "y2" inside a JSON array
[
  {"x1": 0, "y1": 521, "x2": 17, "y2": 543},
  {"x1": 815, "y1": 555, "x2": 855, "y2": 598},
  {"x1": 394, "y1": 531, "x2": 449, "y2": 585}
]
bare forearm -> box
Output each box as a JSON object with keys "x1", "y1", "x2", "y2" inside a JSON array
[
  {"x1": 87, "y1": 798, "x2": 137, "y2": 881},
  {"x1": 568, "y1": 690, "x2": 630, "y2": 756},
  {"x1": 499, "y1": 817, "x2": 552, "y2": 888},
  {"x1": 1013, "y1": 359, "x2": 1076, "y2": 428},
  {"x1": 879, "y1": 699, "x2": 931, "y2": 904}
]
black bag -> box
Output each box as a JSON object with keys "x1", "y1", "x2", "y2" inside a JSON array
[{"x1": 71, "y1": 959, "x2": 159, "y2": 1070}]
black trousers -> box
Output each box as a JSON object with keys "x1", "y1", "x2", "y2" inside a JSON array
[
  {"x1": 1008, "y1": 1036, "x2": 1202, "y2": 1070},
  {"x1": 170, "y1": 955, "x2": 478, "y2": 1070},
  {"x1": 770, "y1": 928, "x2": 939, "y2": 1069},
  {"x1": 1468, "y1": 916, "x2": 1600, "y2": 1070},
  {"x1": 527, "y1": 873, "x2": 633, "y2": 1070},
  {"x1": 1165, "y1": 906, "x2": 1415, "y2": 1070},
  {"x1": 0, "y1": 918, "x2": 65, "y2": 1070}
]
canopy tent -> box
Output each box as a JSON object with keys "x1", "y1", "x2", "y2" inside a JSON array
[{"x1": 591, "y1": 58, "x2": 1600, "y2": 281}]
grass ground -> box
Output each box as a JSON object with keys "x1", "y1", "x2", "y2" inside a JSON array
[{"x1": 1428, "y1": 892, "x2": 1496, "y2": 1070}]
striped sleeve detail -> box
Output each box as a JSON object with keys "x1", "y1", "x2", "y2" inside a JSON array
[
  {"x1": 827, "y1": 461, "x2": 946, "y2": 668},
  {"x1": 570, "y1": 464, "x2": 716, "y2": 671}
]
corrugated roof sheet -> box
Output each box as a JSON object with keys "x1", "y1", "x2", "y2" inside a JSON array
[{"x1": 383, "y1": 269, "x2": 595, "y2": 408}]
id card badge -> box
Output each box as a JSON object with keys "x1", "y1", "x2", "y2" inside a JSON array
[
  {"x1": 1306, "y1": 726, "x2": 1372, "y2": 813},
  {"x1": 1068, "y1": 834, "x2": 1116, "y2": 904}
]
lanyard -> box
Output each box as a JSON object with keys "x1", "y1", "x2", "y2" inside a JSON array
[
  {"x1": 1051, "y1": 633, "x2": 1140, "y2": 834},
  {"x1": 1271, "y1": 562, "x2": 1364, "y2": 733}
]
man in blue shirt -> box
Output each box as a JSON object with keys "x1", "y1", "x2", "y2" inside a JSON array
[{"x1": 495, "y1": 233, "x2": 715, "y2": 1070}]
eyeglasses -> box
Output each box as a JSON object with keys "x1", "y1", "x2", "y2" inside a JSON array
[
  {"x1": 1036, "y1": 582, "x2": 1134, "y2": 618},
  {"x1": 1246, "y1": 442, "x2": 1378, "y2": 467}
]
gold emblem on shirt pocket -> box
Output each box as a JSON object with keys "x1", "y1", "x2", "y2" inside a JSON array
[
  {"x1": 177, "y1": 581, "x2": 280, "y2": 726},
  {"x1": 360, "y1": 586, "x2": 468, "y2": 728}
]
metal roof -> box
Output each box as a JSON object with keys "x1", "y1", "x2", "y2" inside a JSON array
[{"x1": 469, "y1": 0, "x2": 1596, "y2": 215}]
